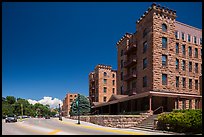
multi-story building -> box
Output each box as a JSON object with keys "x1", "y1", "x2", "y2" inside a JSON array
[
  {"x1": 93, "y1": 3, "x2": 202, "y2": 114},
  {"x1": 62, "y1": 93, "x2": 78, "y2": 116},
  {"x1": 89, "y1": 64, "x2": 117, "y2": 103}
]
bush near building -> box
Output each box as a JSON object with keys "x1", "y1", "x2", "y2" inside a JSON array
[{"x1": 157, "y1": 109, "x2": 202, "y2": 134}]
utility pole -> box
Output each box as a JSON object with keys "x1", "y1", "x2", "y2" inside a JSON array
[{"x1": 20, "y1": 104, "x2": 23, "y2": 122}]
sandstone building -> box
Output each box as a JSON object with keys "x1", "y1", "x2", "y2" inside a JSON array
[
  {"x1": 93, "y1": 3, "x2": 202, "y2": 114},
  {"x1": 62, "y1": 93, "x2": 78, "y2": 116},
  {"x1": 89, "y1": 64, "x2": 117, "y2": 103}
]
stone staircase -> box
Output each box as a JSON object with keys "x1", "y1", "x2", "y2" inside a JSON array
[{"x1": 134, "y1": 114, "x2": 159, "y2": 130}]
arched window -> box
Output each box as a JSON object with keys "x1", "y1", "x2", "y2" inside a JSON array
[
  {"x1": 104, "y1": 72, "x2": 107, "y2": 76},
  {"x1": 162, "y1": 24, "x2": 167, "y2": 32}
]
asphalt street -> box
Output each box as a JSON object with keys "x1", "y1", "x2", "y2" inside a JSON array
[{"x1": 2, "y1": 117, "x2": 172, "y2": 135}]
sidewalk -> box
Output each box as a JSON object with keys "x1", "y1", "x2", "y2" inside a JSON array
[{"x1": 58, "y1": 117, "x2": 174, "y2": 135}]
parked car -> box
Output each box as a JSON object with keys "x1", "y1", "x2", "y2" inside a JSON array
[
  {"x1": 45, "y1": 116, "x2": 50, "y2": 119},
  {"x1": 5, "y1": 115, "x2": 17, "y2": 123}
]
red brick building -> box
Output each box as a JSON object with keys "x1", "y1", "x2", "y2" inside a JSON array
[
  {"x1": 89, "y1": 64, "x2": 117, "y2": 104},
  {"x1": 62, "y1": 93, "x2": 78, "y2": 116},
  {"x1": 93, "y1": 3, "x2": 202, "y2": 114}
]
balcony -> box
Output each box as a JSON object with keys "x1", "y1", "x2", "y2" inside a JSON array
[
  {"x1": 124, "y1": 71, "x2": 137, "y2": 81},
  {"x1": 124, "y1": 55, "x2": 136, "y2": 68},
  {"x1": 90, "y1": 79, "x2": 95, "y2": 82},
  {"x1": 124, "y1": 43, "x2": 136, "y2": 55},
  {"x1": 127, "y1": 88, "x2": 137, "y2": 95}
]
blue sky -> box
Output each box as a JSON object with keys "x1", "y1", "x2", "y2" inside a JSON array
[{"x1": 2, "y1": 2, "x2": 202, "y2": 101}]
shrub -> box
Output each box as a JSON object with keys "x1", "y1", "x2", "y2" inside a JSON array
[{"x1": 157, "y1": 109, "x2": 202, "y2": 134}]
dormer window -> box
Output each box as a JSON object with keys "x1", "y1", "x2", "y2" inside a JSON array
[{"x1": 162, "y1": 24, "x2": 167, "y2": 32}]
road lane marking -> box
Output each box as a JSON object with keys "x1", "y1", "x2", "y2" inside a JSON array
[
  {"x1": 48, "y1": 129, "x2": 61, "y2": 135},
  {"x1": 53, "y1": 118, "x2": 146, "y2": 135},
  {"x1": 16, "y1": 121, "x2": 77, "y2": 135},
  {"x1": 16, "y1": 122, "x2": 46, "y2": 134}
]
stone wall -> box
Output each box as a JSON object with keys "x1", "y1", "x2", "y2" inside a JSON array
[{"x1": 68, "y1": 113, "x2": 152, "y2": 128}]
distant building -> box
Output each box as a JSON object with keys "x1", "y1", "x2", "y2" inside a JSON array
[
  {"x1": 62, "y1": 93, "x2": 78, "y2": 116},
  {"x1": 89, "y1": 64, "x2": 117, "y2": 103}
]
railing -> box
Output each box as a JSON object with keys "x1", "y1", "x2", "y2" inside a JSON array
[
  {"x1": 124, "y1": 43, "x2": 136, "y2": 55},
  {"x1": 124, "y1": 71, "x2": 137, "y2": 81},
  {"x1": 153, "y1": 106, "x2": 163, "y2": 114},
  {"x1": 91, "y1": 110, "x2": 99, "y2": 115},
  {"x1": 124, "y1": 55, "x2": 137, "y2": 67}
]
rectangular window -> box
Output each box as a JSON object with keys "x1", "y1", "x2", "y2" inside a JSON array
[
  {"x1": 188, "y1": 46, "x2": 192, "y2": 57},
  {"x1": 162, "y1": 55, "x2": 167, "y2": 66},
  {"x1": 162, "y1": 37, "x2": 167, "y2": 49},
  {"x1": 121, "y1": 60, "x2": 123, "y2": 68},
  {"x1": 104, "y1": 79, "x2": 107, "y2": 84},
  {"x1": 195, "y1": 63, "x2": 198, "y2": 73},
  {"x1": 112, "y1": 80, "x2": 115, "y2": 86},
  {"x1": 121, "y1": 50, "x2": 123, "y2": 56},
  {"x1": 143, "y1": 58, "x2": 147, "y2": 69},
  {"x1": 182, "y1": 45, "x2": 186, "y2": 55},
  {"x1": 195, "y1": 48, "x2": 198, "y2": 58},
  {"x1": 175, "y1": 31, "x2": 179, "y2": 39},
  {"x1": 195, "y1": 80, "x2": 198, "y2": 90},
  {"x1": 103, "y1": 97, "x2": 107, "y2": 102},
  {"x1": 121, "y1": 72, "x2": 123, "y2": 80},
  {"x1": 143, "y1": 76, "x2": 147, "y2": 87},
  {"x1": 176, "y1": 59, "x2": 179, "y2": 70},
  {"x1": 200, "y1": 38, "x2": 202, "y2": 45},
  {"x1": 176, "y1": 76, "x2": 179, "y2": 88},
  {"x1": 103, "y1": 87, "x2": 107, "y2": 93},
  {"x1": 162, "y1": 74, "x2": 167, "y2": 85},
  {"x1": 189, "y1": 62, "x2": 192, "y2": 72},
  {"x1": 189, "y1": 79, "x2": 192, "y2": 89},
  {"x1": 182, "y1": 77, "x2": 186, "y2": 88},
  {"x1": 70, "y1": 99, "x2": 73, "y2": 102},
  {"x1": 112, "y1": 88, "x2": 115, "y2": 94},
  {"x1": 189, "y1": 100, "x2": 192, "y2": 109},
  {"x1": 120, "y1": 86, "x2": 123, "y2": 94},
  {"x1": 182, "y1": 60, "x2": 186, "y2": 71},
  {"x1": 194, "y1": 36, "x2": 197, "y2": 44},
  {"x1": 176, "y1": 43, "x2": 179, "y2": 54},
  {"x1": 182, "y1": 32, "x2": 185, "y2": 41},
  {"x1": 188, "y1": 34, "x2": 191, "y2": 42},
  {"x1": 143, "y1": 41, "x2": 148, "y2": 53}
]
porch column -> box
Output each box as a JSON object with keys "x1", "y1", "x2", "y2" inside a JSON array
[
  {"x1": 109, "y1": 105, "x2": 111, "y2": 114},
  {"x1": 149, "y1": 95, "x2": 152, "y2": 112},
  {"x1": 131, "y1": 100, "x2": 133, "y2": 113},
  {"x1": 117, "y1": 103, "x2": 120, "y2": 114}
]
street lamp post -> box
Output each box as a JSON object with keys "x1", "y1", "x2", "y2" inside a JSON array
[
  {"x1": 59, "y1": 104, "x2": 62, "y2": 121},
  {"x1": 77, "y1": 94, "x2": 80, "y2": 124}
]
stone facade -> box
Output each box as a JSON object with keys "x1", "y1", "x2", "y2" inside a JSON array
[
  {"x1": 69, "y1": 112, "x2": 151, "y2": 128},
  {"x1": 89, "y1": 64, "x2": 117, "y2": 103},
  {"x1": 62, "y1": 93, "x2": 78, "y2": 116},
  {"x1": 116, "y1": 3, "x2": 202, "y2": 110}
]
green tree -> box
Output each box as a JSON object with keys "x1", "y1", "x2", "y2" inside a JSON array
[
  {"x1": 69, "y1": 94, "x2": 90, "y2": 116},
  {"x1": 6, "y1": 96, "x2": 16, "y2": 104}
]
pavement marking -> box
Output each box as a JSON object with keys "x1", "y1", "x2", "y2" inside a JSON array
[
  {"x1": 16, "y1": 122, "x2": 46, "y2": 134},
  {"x1": 53, "y1": 119, "x2": 146, "y2": 135},
  {"x1": 48, "y1": 129, "x2": 61, "y2": 135}
]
